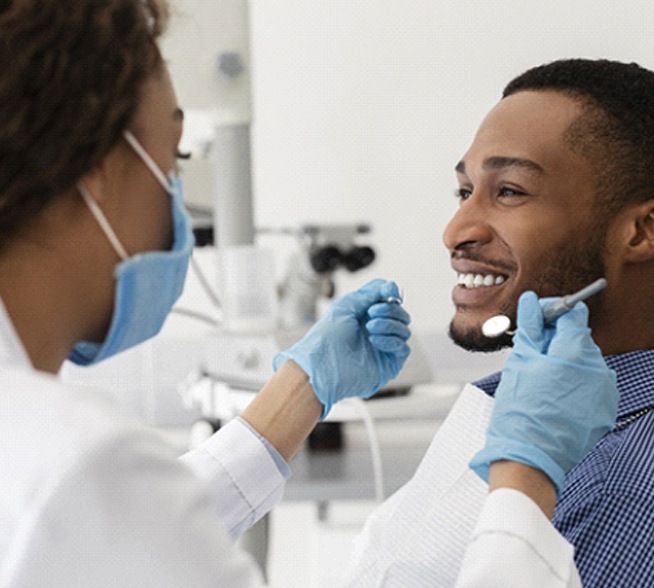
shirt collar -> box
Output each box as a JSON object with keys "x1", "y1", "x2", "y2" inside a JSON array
[
  {"x1": 0, "y1": 297, "x2": 33, "y2": 369},
  {"x1": 473, "y1": 349, "x2": 654, "y2": 421},
  {"x1": 604, "y1": 350, "x2": 654, "y2": 419}
]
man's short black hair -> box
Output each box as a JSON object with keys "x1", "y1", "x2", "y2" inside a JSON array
[{"x1": 503, "y1": 59, "x2": 654, "y2": 214}]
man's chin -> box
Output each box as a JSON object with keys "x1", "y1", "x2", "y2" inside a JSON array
[{"x1": 448, "y1": 321, "x2": 513, "y2": 353}]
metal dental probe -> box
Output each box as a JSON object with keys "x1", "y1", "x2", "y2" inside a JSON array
[{"x1": 481, "y1": 277, "x2": 608, "y2": 338}]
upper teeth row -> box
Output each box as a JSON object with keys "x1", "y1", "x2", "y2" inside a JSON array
[{"x1": 457, "y1": 273, "x2": 506, "y2": 288}]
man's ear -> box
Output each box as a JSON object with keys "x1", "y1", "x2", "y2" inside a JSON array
[{"x1": 623, "y1": 200, "x2": 654, "y2": 263}]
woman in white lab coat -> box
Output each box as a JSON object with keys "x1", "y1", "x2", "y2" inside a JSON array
[
  {"x1": 0, "y1": 0, "x2": 616, "y2": 586},
  {"x1": 0, "y1": 1, "x2": 409, "y2": 585}
]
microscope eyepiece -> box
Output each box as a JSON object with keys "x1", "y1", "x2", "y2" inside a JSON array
[
  {"x1": 342, "y1": 246, "x2": 376, "y2": 272},
  {"x1": 310, "y1": 245, "x2": 342, "y2": 273}
]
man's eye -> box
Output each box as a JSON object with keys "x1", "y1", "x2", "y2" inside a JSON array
[
  {"x1": 498, "y1": 186, "x2": 525, "y2": 197},
  {"x1": 455, "y1": 188, "x2": 472, "y2": 201},
  {"x1": 176, "y1": 150, "x2": 192, "y2": 160}
]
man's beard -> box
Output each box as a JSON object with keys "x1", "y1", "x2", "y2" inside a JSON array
[
  {"x1": 449, "y1": 319, "x2": 513, "y2": 353},
  {"x1": 448, "y1": 228, "x2": 607, "y2": 353}
]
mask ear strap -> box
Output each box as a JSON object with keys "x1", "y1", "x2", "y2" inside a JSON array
[
  {"x1": 78, "y1": 181, "x2": 129, "y2": 261},
  {"x1": 123, "y1": 130, "x2": 172, "y2": 193}
]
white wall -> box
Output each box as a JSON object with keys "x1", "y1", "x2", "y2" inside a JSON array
[{"x1": 162, "y1": 0, "x2": 654, "y2": 333}]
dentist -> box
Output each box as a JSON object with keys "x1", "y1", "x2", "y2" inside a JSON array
[{"x1": 0, "y1": 1, "x2": 409, "y2": 584}]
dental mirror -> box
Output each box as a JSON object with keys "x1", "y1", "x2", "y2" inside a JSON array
[{"x1": 481, "y1": 314, "x2": 514, "y2": 338}]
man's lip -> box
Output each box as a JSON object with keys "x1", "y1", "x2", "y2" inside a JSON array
[
  {"x1": 451, "y1": 260, "x2": 512, "y2": 276},
  {"x1": 452, "y1": 276, "x2": 509, "y2": 306}
]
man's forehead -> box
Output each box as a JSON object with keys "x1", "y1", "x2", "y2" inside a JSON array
[
  {"x1": 458, "y1": 91, "x2": 583, "y2": 173},
  {"x1": 479, "y1": 91, "x2": 582, "y2": 138}
]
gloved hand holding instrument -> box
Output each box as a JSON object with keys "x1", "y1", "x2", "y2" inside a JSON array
[
  {"x1": 273, "y1": 279, "x2": 412, "y2": 419},
  {"x1": 470, "y1": 288, "x2": 619, "y2": 495}
]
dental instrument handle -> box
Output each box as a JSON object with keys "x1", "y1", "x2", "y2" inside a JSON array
[
  {"x1": 481, "y1": 277, "x2": 607, "y2": 338},
  {"x1": 541, "y1": 278, "x2": 607, "y2": 323}
]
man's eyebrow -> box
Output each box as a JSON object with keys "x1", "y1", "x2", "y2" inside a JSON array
[
  {"x1": 173, "y1": 107, "x2": 185, "y2": 121},
  {"x1": 455, "y1": 156, "x2": 545, "y2": 175}
]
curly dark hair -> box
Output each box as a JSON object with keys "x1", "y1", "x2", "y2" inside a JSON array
[
  {"x1": 0, "y1": 0, "x2": 169, "y2": 244},
  {"x1": 503, "y1": 58, "x2": 654, "y2": 216}
]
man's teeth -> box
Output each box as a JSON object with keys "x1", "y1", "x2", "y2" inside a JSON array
[{"x1": 457, "y1": 273, "x2": 506, "y2": 289}]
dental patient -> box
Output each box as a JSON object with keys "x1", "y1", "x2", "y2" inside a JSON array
[{"x1": 343, "y1": 58, "x2": 654, "y2": 587}]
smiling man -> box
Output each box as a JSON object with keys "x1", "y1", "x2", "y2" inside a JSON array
[
  {"x1": 447, "y1": 90, "x2": 610, "y2": 354},
  {"x1": 344, "y1": 59, "x2": 654, "y2": 587}
]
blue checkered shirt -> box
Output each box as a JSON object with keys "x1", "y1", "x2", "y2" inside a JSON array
[{"x1": 474, "y1": 350, "x2": 654, "y2": 587}]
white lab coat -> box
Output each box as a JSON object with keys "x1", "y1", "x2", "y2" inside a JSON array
[
  {"x1": 0, "y1": 298, "x2": 580, "y2": 587},
  {"x1": 457, "y1": 488, "x2": 581, "y2": 587},
  {"x1": 0, "y1": 302, "x2": 275, "y2": 586}
]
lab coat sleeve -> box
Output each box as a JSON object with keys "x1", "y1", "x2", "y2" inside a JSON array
[
  {"x1": 455, "y1": 489, "x2": 582, "y2": 588},
  {"x1": 7, "y1": 424, "x2": 266, "y2": 588},
  {"x1": 179, "y1": 417, "x2": 288, "y2": 540}
]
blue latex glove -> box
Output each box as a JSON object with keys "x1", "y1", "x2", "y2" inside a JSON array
[
  {"x1": 469, "y1": 290, "x2": 619, "y2": 495},
  {"x1": 273, "y1": 279, "x2": 411, "y2": 418}
]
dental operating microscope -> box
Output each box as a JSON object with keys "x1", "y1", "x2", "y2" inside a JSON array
[{"x1": 276, "y1": 223, "x2": 376, "y2": 330}]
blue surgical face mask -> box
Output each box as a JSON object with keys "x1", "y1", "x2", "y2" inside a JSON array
[{"x1": 69, "y1": 130, "x2": 195, "y2": 366}]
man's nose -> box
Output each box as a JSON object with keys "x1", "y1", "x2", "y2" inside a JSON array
[{"x1": 442, "y1": 200, "x2": 494, "y2": 253}]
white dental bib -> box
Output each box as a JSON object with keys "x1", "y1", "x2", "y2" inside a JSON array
[{"x1": 344, "y1": 383, "x2": 494, "y2": 587}]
